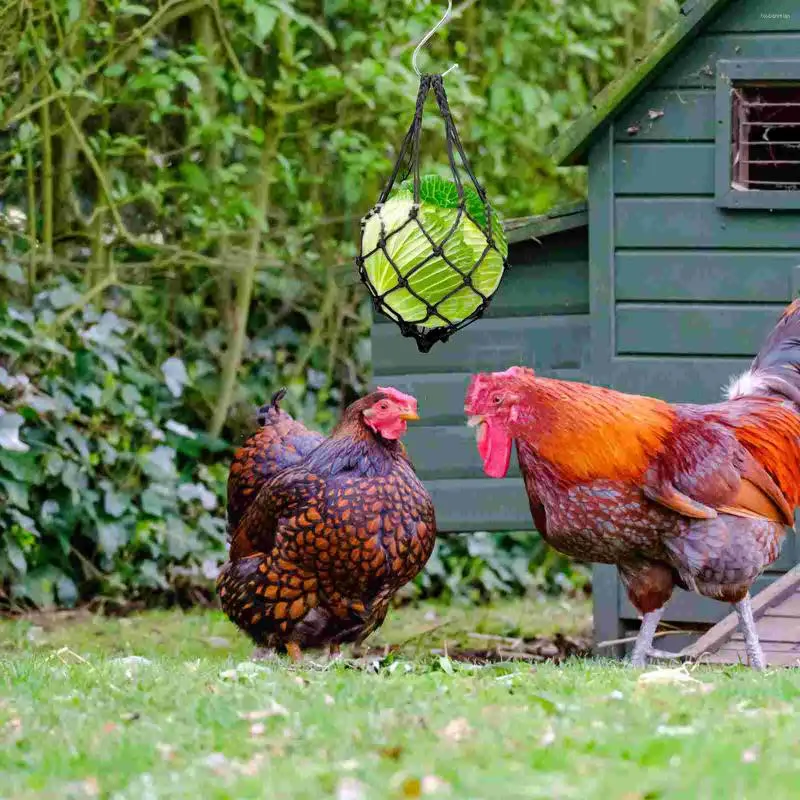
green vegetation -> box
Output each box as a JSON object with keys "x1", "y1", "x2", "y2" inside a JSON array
[
  {"x1": 4, "y1": 599, "x2": 800, "y2": 799},
  {"x1": 1, "y1": 0, "x2": 678, "y2": 608},
  {"x1": 363, "y1": 176, "x2": 508, "y2": 327}
]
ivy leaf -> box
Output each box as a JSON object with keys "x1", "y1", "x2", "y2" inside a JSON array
[
  {"x1": 161, "y1": 357, "x2": 189, "y2": 398},
  {"x1": 56, "y1": 575, "x2": 79, "y2": 607},
  {"x1": 143, "y1": 445, "x2": 177, "y2": 480},
  {"x1": 48, "y1": 283, "x2": 82, "y2": 310},
  {"x1": 141, "y1": 486, "x2": 168, "y2": 516},
  {"x1": 270, "y1": 0, "x2": 336, "y2": 49},
  {"x1": 97, "y1": 522, "x2": 127, "y2": 556},
  {"x1": 1, "y1": 479, "x2": 29, "y2": 510},
  {"x1": 102, "y1": 483, "x2": 129, "y2": 518},
  {"x1": 1, "y1": 262, "x2": 25, "y2": 284},
  {"x1": 0, "y1": 411, "x2": 29, "y2": 452},
  {"x1": 253, "y1": 5, "x2": 279, "y2": 42},
  {"x1": 119, "y1": 3, "x2": 151, "y2": 16},
  {"x1": 66, "y1": 0, "x2": 81, "y2": 24},
  {"x1": 180, "y1": 163, "x2": 209, "y2": 193},
  {"x1": 104, "y1": 63, "x2": 127, "y2": 79},
  {"x1": 155, "y1": 88, "x2": 171, "y2": 110},
  {"x1": 177, "y1": 482, "x2": 218, "y2": 511},
  {"x1": 5, "y1": 541, "x2": 27, "y2": 574},
  {"x1": 40, "y1": 500, "x2": 60, "y2": 523},
  {"x1": 165, "y1": 419, "x2": 197, "y2": 439},
  {"x1": 176, "y1": 68, "x2": 201, "y2": 94},
  {"x1": 8, "y1": 509, "x2": 38, "y2": 536}
]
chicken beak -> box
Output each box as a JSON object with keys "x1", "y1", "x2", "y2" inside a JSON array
[
  {"x1": 467, "y1": 415, "x2": 487, "y2": 445},
  {"x1": 399, "y1": 410, "x2": 420, "y2": 421}
]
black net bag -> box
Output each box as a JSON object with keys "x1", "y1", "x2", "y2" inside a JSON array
[{"x1": 356, "y1": 73, "x2": 509, "y2": 353}]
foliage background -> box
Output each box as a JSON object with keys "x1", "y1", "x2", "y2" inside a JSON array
[{"x1": 0, "y1": 0, "x2": 677, "y2": 609}]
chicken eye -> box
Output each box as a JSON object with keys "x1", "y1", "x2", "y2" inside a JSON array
[
  {"x1": 379, "y1": 402, "x2": 389, "y2": 410},
  {"x1": 492, "y1": 395, "x2": 502, "y2": 405}
]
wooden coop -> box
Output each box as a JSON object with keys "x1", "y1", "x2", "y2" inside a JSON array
[{"x1": 372, "y1": 0, "x2": 800, "y2": 663}]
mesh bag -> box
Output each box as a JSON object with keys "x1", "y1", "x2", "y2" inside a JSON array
[{"x1": 356, "y1": 74, "x2": 509, "y2": 353}]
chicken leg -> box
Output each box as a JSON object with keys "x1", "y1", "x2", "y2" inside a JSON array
[
  {"x1": 286, "y1": 642, "x2": 303, "y2": 663},
  {"x1": 629, "y1": 608, "x2": 664, "y2": 667},
  {"x1": 252, "y1": 647, "x2": 277, "y2": 661},
  {"x1": 734, "y1": 594, "x2": 765, "y2": 671},
  {"x1": 328, "y1": 643, "x2": 343, "y2": 662}
]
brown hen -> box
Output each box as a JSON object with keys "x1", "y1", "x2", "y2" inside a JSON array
[
  {"x1": 465, "y1": 300, "x2": 800, "y2": 670},
  {"x1": 217, "y1": 387, "x2": 436, "y2": 661}
]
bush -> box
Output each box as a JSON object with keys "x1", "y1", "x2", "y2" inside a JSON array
[
  {"x1": 0, "y1": 275, "x2": 228, "y2": 608},
  {"x1": 413, "y1": 532, "x2": 591, "y2": 604}
]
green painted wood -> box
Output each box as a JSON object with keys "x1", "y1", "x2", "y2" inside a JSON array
[
  {"x1": 548, "y1": 0, "x2": 733, "y2": 165},
  {"x1": 372, "y1": 231, "x2": 588, "y2": 325},
  {"x1": 588, "y1": 128, "x2": 616, "y2": 387},
  {"x1": 616, "y1": 198, "x2": 800, "y2": 248},
  {"x1": 715, "y1": 60, "x2": 800, "y2": 211},
  {"x1": 615, "y1": 143, "x2": 714, "y2": 195},
  {"x1": 616, "y1": 303, "x2": 784, "y2": 356},
  {"x1": 616, "y1": 252, "x2": 800, "y2": 302},
  {"x1": 619, "y1": 573, "x2": 782, "y2": 623},
  {"x1": 593, "y1": 564, "x2": 625, "y2": 657},
  {"x1": 773, "y1": 532, "x2": 799, "y2": 572},
  {"x1": 372, "y1": 315, "x2": 590, "y2": 376},
  {"x1": 372, "y1": 369, "x2": 587, "y2": 426},
  {"x1": 425, "y1": 478, "x2": 534, "y2": 532},
  {"x1": 615, "y1": 89, "x2": 714, "y2": 142},
  {"x1": 403, "y1": 425, "x2": 520, "y2": 481},
  {"x1": 709, "y1": 0, "x2": 800, "y2": 33},
  {"x1": 610, "y1": 357, "x2": 750, "y2": 403},
  {"x1": 657, "y1": 33, "x2": 800, "y2": 88},
  {"x1": 505, "y1": 202, "x2": 588, "y2": 243}
]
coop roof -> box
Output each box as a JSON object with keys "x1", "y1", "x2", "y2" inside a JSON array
[
  {"x1": 682, "y1": 565, "x2": 800, "y2": 667},
  {"x1": 503, "y1": 200, "x2": 588, "y2": 244},
  {"x1": 549, "y1": 0, "x2": 734, "y2": 166}
]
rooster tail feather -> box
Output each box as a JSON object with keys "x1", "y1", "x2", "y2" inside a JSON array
[{"x1": 726, "y1": 299, "x2": 800, "y2": 407}]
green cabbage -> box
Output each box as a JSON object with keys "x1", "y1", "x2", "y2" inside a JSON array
[{"x1": 361, "y1": 175, "x2": 508, "y2": 327}]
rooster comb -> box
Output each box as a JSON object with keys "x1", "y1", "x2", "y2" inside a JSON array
[{"x1": 376, "y1": 386, "x2": 417, "y2": 407}]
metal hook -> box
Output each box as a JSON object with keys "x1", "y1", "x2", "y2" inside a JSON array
[{"x1": 412, "y1": 1, "x2": 458, "y2": 78}]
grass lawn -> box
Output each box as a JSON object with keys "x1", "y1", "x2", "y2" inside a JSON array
[{"x1": 2, "y1": 595, "x2": 800, "y2": 799}]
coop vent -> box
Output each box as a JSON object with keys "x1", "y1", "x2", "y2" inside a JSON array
[{"x1": 731, "y1": 85, "x2": 800, "y2": 192}]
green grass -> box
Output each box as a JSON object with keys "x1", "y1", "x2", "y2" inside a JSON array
[{"x1": 2, "y1": 597, "x2": 800, "y2": 800}]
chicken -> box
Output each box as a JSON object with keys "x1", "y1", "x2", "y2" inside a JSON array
[
  {"x1": 464, "y1": 300, "x2": 800, "y2": 669},
  {"x1": 217, "y1": 387, "x2": 437, "y2": 661}
]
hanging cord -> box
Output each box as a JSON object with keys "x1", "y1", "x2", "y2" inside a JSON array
[
  {"x1": 356, "y1": 75, "x2": 508, "y2": 353},
  {"x1": 356, "y1": 2, "x2": 507, "y2": 353}
]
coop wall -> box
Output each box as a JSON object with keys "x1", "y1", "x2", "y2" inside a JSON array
[
  {"x1": 590, "y1": 0, "x2": 800, "y2": 651},
  {"x1": 372, "y1": 228, "x2": 590, "y2": 532}
]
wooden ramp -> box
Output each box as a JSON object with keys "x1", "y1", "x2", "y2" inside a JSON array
[{"x1": 682, "y1": 566, "x2": 800, "y2": 667}]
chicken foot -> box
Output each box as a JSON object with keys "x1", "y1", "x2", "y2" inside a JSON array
[
  {"x1": 734, "y1": 594, "x2": 765, "y2": 671},
  {"x1": 329, "y1": 643, "x2": 343, "y2": 662}
]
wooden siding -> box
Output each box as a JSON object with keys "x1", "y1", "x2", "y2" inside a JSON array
[
  {"x1": 684, "y1": 567, "x2": 800, "y2": 667},
  {"x1": 372, "y1": 228, "x2": 590, "y2": 532},
  {"x1": 616, "y1": 304, "x2": 786, "y2": 357},
  {"x1": 615, "y1": 252, "x2": 800, "y2": 302},
  {"x1": 657, "y1": 34, "x2": 800, "y2": 89}
]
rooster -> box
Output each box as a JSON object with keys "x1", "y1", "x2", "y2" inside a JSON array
[
  {"x1": 217, "y1": 387, "x2": 436, "y2": 661},
  {"x1": 464, "y1": 300, "x2": 800, "y2": 669}
]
